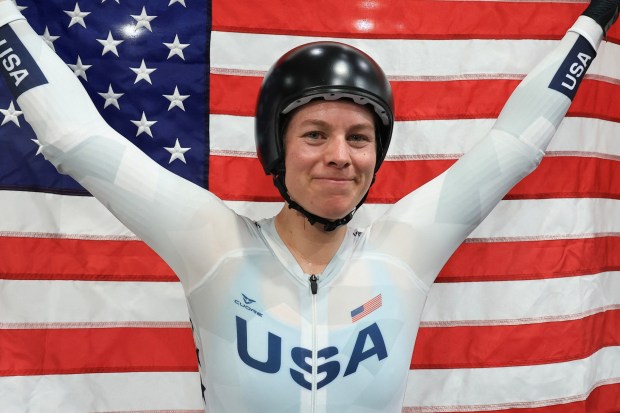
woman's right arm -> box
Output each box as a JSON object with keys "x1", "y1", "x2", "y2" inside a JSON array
[{"x1": 0, "y1": 1, "x2": 245, "y2": 290}]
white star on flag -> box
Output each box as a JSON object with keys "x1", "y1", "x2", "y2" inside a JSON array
[
  {"x1": 163, "y1": 35, "x2": 189, "y2": 60},
  {"x1": 168, "y1": 0, "x2": 187, "y2": 7},
  {"x1": 64, "y1": 3, "x2": 91, "y2": 28},
  {"x1": 97, "y1": 31, "x2": 124, "y2": 57},
  {"x1": 0, "y1": 101, "x2": 23, "y2": 126},
  {"x1": 131, "y1": 7, "x2": 157, "y2": 32},
  {"x1": 68, "y1": 56, "x2": 92, "y2": 81},
  {"x1": 131, "y1": 112, "x2": 157, "y2": 137},
  {"x1": 163, "y1": 86, "x2": 189, "y2": 111},
  {"x1": 40, "y1": 26, "x2": 60, "y2": 51},
  {"x1": 164, "y1": 138, "x2": 191, "y2": 163},
  {"x1": 98, "y1": 84, "x2": 124, "y2": 109},
  {"x1": 31, "y1": 139, "x2": 44, "y2": 156},
  {"x1": 130, "y1": 59, "x2": 156, "y2": 84}
]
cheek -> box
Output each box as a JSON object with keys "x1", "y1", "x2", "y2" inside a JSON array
[
  {"x1": 284, "y1": 141, "x2": 318, "y2": 172},
  {"x1": 283, "y1": 145, "x2": 311, "y2": 187},
  {"x1": 359, "y1": 148, "x2": 377, "y2": 175}
]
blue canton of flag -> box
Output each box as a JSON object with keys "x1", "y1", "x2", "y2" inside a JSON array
[{"x1": 0, "y1": 0, "x2": 211, "y2": 194}]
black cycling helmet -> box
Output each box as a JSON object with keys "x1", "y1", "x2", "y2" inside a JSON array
[
  {"x1": 256, "y1": 41, "x2": 394, "y2": 174},
  {"x1": 255, "y1": 41, "x2": 395, "y2": 230}
]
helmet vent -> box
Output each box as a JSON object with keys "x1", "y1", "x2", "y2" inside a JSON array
[{"x1": 281, "y1": 92, "x2": 390, "y2": 126}]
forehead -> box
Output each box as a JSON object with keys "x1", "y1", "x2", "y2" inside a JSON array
[{"x1": 286, "y1": 99, "x2": 376, "y2": 127}]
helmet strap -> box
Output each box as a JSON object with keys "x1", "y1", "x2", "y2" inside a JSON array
[{"x1": 273, "y1": 174, "x2": 370, "y2": 232}]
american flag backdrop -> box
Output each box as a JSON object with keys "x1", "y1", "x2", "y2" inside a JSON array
[{"x1": 0, "y1": 0, "x2": 619, "y2": 412}]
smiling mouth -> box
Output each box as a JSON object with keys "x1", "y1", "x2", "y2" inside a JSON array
[
  {"x1": 315, "y1": 176, "x2": 355, "y2": 182},
  {"x1": 315, "y1": 178, "x2": 355, "y2": 186}
]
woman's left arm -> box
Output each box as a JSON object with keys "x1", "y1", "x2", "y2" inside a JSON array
[{"x1": 371, "y1": 2, "x2": 618, "y2": 287}]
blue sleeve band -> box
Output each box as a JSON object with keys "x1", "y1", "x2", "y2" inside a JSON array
[
  {"x1": 0, "y1": 24, "x2": 48, "y2": 98},
  {"x1": 548, "y1": 35, "x2": 597, "y2": 101}
]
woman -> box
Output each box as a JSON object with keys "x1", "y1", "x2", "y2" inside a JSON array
[{"x1": 0, "y1": 0, "x2": 617, "y2": 412}]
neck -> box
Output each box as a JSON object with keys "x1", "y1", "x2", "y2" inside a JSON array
[{"x1": 275, "y1": 205, "x2": 346, "y2": 275}]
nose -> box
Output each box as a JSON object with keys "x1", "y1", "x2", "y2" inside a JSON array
[{"x1": 324, "y1": 135, "x2": 351, "y2": 169}]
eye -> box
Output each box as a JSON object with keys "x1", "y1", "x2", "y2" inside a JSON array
[
  {"x1": 303, "y1": 130, "x2": 324, "y2": 140},
  {"x1": 348, "y1": 134, "x2": 373, "y2": 145}
]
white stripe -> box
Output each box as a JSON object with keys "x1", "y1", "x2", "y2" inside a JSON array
[
  {"x1": 1, "y1": 191, "x2": 617, "y2": 239},
  {"x1": 0, "y1": 191, "x2": 136, "y2": 239},
  {"x1": 467, "y1": 198, "x2": 620, "y2": 240},
  {"x1": 209, "y1": 115, "x2": 620, "y2": 158},
  {"x1": 0, "y1": 280, "x2": 189, "y2": 325},
  {"x1": 421, "y1": 271, "x2": 620, "y2": 325},
  {"x1": 209, "y1": 115, "x2": 257, "y2": 156},
  {"x1": 225, "y1": 198, "x2": 620, "y2": 239},
  {"x1": 403, "y1": 346, "x2": 620, "y2": 410},
  {"x1": 1, "y1": 265, "x2": 614, "y2": 330},
  {"x1": 392, "y1": 116, "x2": 620, "y2": 159},
  {"x1": 0, "y1": 372, "x2": 203, "y2": 412},
  {"x1": 210, "y1": 31, "x2": 620, "y2": 80},
  {"x1": 2, "y1": 272, "x2": 615, "y2": 330},
  {"x1": 224, "y1": 198, "x2": 620, "y2": 240}
]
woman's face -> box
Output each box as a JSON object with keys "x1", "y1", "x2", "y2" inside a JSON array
[{"x1": 283, "y1": 99, "x2": 377, "y2": 220}]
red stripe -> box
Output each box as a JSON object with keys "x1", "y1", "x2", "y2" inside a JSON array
[
  {"x1": 403, "y1": 382, "x2": 620, "y2": 413},
  {"x1": 439, "y1": 236, "x2": 620, "y2": 283},
  {"x1": 213, "y1": 0, "x2": 620, "y2": 43},
  {"x1": 2, "y1": 236, "x2": 616, "y2": 284},
  {"x1": 210, "y1": 74, "x2": 261, "y2": 117},
  {"x1": 374, "y1": 156, "x2": 620, "y2": 203},
  {"x1": 209, "y1": 155, "x2": 620, "y2": 203},
  {"x1": 7, "y1": 314, "x2": 614, "y2": 376},
  {"x1": 0, "y1": 327, "x2": 197, "y2": 377},
  {"x1": 210, "y1": 74, "x2": 620, "y2": 123},
  {"x1": 0, "y1": 237, "x2": 176, "y2": 282},
  {"x1": 396, "y1": 78, "x2": 620, "y2": 123},
  {"x1": 412, "y1": 309, "x2": 620, "y2": 369}
]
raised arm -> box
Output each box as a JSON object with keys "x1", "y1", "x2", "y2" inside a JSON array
[
  {"x1": 371, "y1": 2, "x2": 619, "y2": 287},
  {"x1": 0, "y1": 1, "x2": 248, "y2": 290}
]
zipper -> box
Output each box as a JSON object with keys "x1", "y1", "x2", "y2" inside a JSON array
[
  {"x1": 309, "y1": 274, "x2": 318, "y2": 295},
  {"x1": 309, "y1": 274, "x2": 318, "y2": 413}
]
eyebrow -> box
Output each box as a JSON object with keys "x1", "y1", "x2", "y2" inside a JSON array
[
  {"x1": 297, "y1": 119, "x2": 374, "y2": 131},
  {"x1": 298, "y1": 119, "x2": 331, "y2": 129}
]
